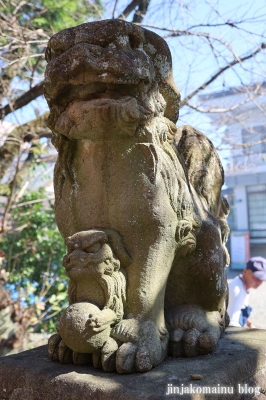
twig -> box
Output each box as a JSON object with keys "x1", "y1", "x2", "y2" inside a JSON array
[
  {"x1": 2, "y1": 147, "x2": 22, "y2": 232},
  {"x1": 180, "y1": 43, "x2": 266, "y2": 107},
  {"x1": 10, "y1": 198, "x2": 48, "y2": 208},
  {"x1": 0, "y1": 82, "x2": 44, "y2": 119},
  {"x1": 118, "y1": 0, "x2": 142, "y2": 19}
]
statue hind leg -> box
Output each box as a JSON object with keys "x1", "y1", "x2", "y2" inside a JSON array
[{"x1": 165, "y1": 220, "x2": 229, "y2": 358}]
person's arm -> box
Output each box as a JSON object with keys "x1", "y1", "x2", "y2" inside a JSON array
[
  {"x1": 227, "y1": 280, "x2": 247, "y2": 327},
  {"x1": 246, "y1": 317, "x2": 255, "y2": 328}
]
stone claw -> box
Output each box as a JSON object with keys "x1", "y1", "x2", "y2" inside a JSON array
[
  {"x1": 73, "y1": 351, "x2": 92, "y2": 365},
  {"x1": 111, "y1": 319, "x2": 168, "y2": 373},
  {"x1": 48, "y1": 333, "x2": 61, "y2": 361},
  {"x1": 166, "y1": 305, "x2": 222, "y2": 358},
  {"x1": 58, "y1": 340, "x2": 73, "y2": 363},
  {"x1": 101, "y1": 337, "x2": 119, "y2": 372}
]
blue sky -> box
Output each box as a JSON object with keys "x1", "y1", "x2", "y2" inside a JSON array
[{"x1": 4, "y1": 0, "x2": 266, "y2": 167}]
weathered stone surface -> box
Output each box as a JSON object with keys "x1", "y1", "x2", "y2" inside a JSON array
[
  {"x1": 43, "y1": 19, "x2": 231, "y2": 373},
  {"x1": 1, "y1": 329, "x2": 266, "y2": 399}
]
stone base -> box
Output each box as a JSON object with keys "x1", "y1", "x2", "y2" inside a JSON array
[{"x1": 0, "y1": 328, "x2": 266, "y2": 400}]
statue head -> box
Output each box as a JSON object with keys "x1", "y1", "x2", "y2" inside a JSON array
[{"x1": 44, "y1": 19, "x2": 180, "y2": 142}]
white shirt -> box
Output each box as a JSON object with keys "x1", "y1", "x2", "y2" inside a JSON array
[{"x1": 227, "y1": 275, "x2": 249, "y2": 327}]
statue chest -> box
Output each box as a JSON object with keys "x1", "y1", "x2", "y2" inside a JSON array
[{"x1": 54, "y1": 140, "x2": 177, "y2": 240}]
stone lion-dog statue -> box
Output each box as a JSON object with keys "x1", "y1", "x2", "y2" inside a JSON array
[{"x1": 44, "y1": 19, "x2": 230, "y2": 373}]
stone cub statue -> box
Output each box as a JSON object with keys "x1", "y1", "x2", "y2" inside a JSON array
[{"x1": 44, "y1": 19, "x2": 230, "y2": 373}]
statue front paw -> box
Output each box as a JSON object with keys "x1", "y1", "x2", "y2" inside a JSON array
[
  {"x1": 111, "y1": 319, "x2": 169, "y2": 373},
  {"x1": 48, "y1": 333, "x2": 61, "y2": 361},
  {"x1": 48, "y1": 333, "x2": 73, "y2": 363}
]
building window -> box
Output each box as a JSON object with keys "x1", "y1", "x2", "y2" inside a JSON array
[
  {"x1": 247, "y1": 185, "x2": 266, "y2": 239},
  {"x1": 242, "y1": 126, "x2": 266, "y2": 155}
]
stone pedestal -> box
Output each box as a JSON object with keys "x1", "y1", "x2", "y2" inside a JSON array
[{"x1": 0, "y1": 328, "x2": 266, "y2": 400}]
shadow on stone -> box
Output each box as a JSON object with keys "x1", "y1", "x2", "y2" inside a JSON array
[{"x1": 0, "y1": 328, "x2": 266, "y2": 399}]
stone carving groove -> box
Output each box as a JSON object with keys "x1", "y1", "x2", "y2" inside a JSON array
[{"x1": 44, "y1": 19, "x2": 230, "y2": 373}]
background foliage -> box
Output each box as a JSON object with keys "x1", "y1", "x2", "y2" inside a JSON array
[
  {"x1": 0, "y1": 0, "x2": 102, "y2": 334},
  {"x1": 1, "y1": 188, "x2": 67, "y2": 332}
]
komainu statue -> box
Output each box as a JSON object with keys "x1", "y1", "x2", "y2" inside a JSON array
[{"x1": 44, "y1": 19, "x2": 230, "y2": 373}]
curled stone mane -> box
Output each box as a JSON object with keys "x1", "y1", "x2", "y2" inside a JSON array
[{"x1": 175, "y1": 125, "x2": 224, "y2": 216}]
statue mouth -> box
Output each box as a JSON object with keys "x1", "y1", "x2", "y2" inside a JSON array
[
  {"x1": 46, "y1": 79, "x2": 151, "y2": 111},
  {"x1": 47, "y1": 79, "x2": 154, "y2": 135},
  {"x1": 44, "y1": 41, "x2": 153, "y2": 111}
]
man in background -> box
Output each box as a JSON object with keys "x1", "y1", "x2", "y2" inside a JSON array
[{"x1": 227, "y1": 256, "x2": 266, "y2": 328}]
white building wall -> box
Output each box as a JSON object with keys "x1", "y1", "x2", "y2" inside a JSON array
[{"x1": 234, "y1": 186, "x2": 248, "y2": 230}]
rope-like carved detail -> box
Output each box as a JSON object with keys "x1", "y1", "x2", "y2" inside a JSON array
[{"x1": 100, "y1": 271, "x2": 126, "y2": 323}]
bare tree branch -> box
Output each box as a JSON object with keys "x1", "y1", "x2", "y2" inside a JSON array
[
  {"x1": 118, "y1": 0, "x2": 142, "y2": 19},
  {"x1": 140, "y1": 23, "x2": 247, "y2": 64},
  {"x1": 186, "y1": 95, "x2": 260, "y2": 114},
  {"x1": 0, "y1": 82, "x2": 44, "y2": 120},
  {"x1": 35, "y1": 154, "x2": 57, "y2": 163},
  {"x1": 2, "y1": 146, "x2": 22, "y2": 232},
  {"x1": 217, "y1": 138, "x2": 266, "y2": 151},
  {"x1": 10, "y1": 198, "x2": 50, "y2": 208},
  {"x1": 180, "y1": 43, "x2": 266, "y2": 107},
  {"x1": 112, "y1": 0, "x2": 119, "y2": 19},
  {"x1": 0, "y1": 113, "x2": 50, "y2": 181},
  {"x1": 132, "y1": 0, "x2": 150, "y2": 23}
]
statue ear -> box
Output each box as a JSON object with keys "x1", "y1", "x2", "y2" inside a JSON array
[
  {"x1": 103, "y1": 229, "x2": 132, "y2": 268},
  {"x1": 159, "y1": 81, "x2": 180, "y2": 123},
  {"x1": 80, "y1": 231, "x2": 108, "y2": 252},
  {"x1": 65, "y1": 230, "x2": 108, "y2": 253}
]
